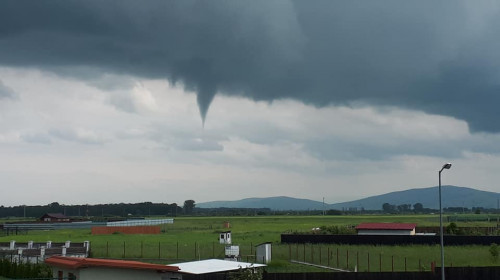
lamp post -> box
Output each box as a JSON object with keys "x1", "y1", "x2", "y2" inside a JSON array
[{"x1": 439, "y1": 162, "x2": 452, "y2": 280}]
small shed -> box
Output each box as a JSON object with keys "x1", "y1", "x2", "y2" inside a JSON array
[
  {"x1": 219, "y1": 231, "x2": 232, "y2": 244},
  {"x1": 40, "y1": 213, "x2": 70, "y2": 222},
  {"x1": 255, "y1": 243, "x2": 272, "y2": 264},
  {"x1": 355, "y1": 223, "x2": 417, "y2": 235}
]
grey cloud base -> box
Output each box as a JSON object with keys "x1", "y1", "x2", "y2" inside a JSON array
[{"x1": 0, "y1": 0, "x2": 499, "y2": 131}]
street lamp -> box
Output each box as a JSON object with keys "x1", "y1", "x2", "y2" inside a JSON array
[{"x1": 439, "y1": 162, "x2": 452, "y2": 280}]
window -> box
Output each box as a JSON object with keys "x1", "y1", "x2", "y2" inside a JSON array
[
  {"x1": 57, "y1": 271, "x2": 63, "y2": 280},
  {"x1": 68, "y1": 272, "x2": 76, "y2": 280}
]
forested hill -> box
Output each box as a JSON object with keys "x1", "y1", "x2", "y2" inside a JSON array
[
  {"x1": 330, "y1": 185, "x2": 500, "y2": 210},
  {"x1": 196, "y1": 196, "x2": 325, "y2": 211},
  {"x1": 197, "y1": 186, "x2": 499, "y2": 211},
  {"x1": 1, "y1": 186, "x2": 497, "y2": 217}
]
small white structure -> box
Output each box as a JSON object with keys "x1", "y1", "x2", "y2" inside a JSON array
[
  {"x1": 355, "y1": 223, "x2": 417, "y2": 235},
  {"x1": 219, "y1": 231, "x2": 232, "y2": 244},
  {"x1": 255, "y1": 243, "x2": 272, "y2": 264},
  {"x1": 45, "y1": 256, "x2": 181, "y2": 280},
  {"x1": 224, "y1": 245, "x2": 240, "y2": 261}
]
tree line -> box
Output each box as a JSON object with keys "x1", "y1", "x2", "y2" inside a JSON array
[
  {"x1": 381, "y1": 202, "x2": 499, "y2": 214},
  {"x1": 0, "y1": 200, "x2": 197, "y2": 219},
  {"x1": 382, "y1": 202, "x2": 425, "y2": 213}
]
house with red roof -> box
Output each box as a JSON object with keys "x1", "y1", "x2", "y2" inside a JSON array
[
  {"x1": 45, "y1": 256, "x2": 182, "y2": 280},
  {"x1": 355, "y1": 223, "x2": 417, "y2": 235}
]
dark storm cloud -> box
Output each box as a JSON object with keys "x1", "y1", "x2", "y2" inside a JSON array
[
  {"x1": 1, "y1": 1, "x2": 499, "y2": 131},
  {"x1": 0, "y1": 80, "x2": 17, "y2": 99}
]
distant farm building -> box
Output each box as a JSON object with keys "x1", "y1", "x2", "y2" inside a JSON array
[
  {"x1": 40, "y1": 213, "x2": 70, "y2": 222},
  {"x1": 356, "y1": 223, "x2": 417, "y2": 235}
]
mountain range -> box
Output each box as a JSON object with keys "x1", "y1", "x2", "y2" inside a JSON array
[{"x1": 196, "y1": 186, "x2": 500, "y2": 211}]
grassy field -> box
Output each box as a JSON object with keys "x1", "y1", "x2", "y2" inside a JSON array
[{"x1": 1, "y1": 215, "x2": 499, "y2": 272}]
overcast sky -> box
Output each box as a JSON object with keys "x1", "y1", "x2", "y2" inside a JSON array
[{"x1": 1, "y1": 1, "x2": 499, "y2": 207}]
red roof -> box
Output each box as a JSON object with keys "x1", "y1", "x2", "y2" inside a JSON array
[
  {"x1": 356, "y1": 223, "x2": 417, "y2": 230},
  {"x1": 45, "y1": 256, "x2": 180, "y2": 272}
]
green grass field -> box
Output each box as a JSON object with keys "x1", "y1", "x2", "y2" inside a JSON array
[{"x1": 1, "y1": 215, "x2": 499, "y2": 272}]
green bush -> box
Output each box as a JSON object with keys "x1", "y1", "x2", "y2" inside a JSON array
[
  {"x1": 0, "y1": 259, "x2": 52, "y2": 279},
  {"x1": 316, "y1": 225, "x2": 356, "y2": 235},
  {"x1": 490, "y1": 243, "x2": 499, "y2": 262},
  {"x1": 229, "y1": 267, "x2": 263, "y2": 280}
]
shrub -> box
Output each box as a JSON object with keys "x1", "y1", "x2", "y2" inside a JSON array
[
  {"x1": 315, "y1": 225, "x2": 356, "y2": 235},
  {"x1": 229, "y1": 267, "x2": 263, "y2": 280},
  {"x1": 446, "y1": 222, "x2": 458, "y2": 235},
  {"x1": 490, "y1": 243, "x2": 499, "y2": 262},
  {"x1": 0, "y1": 259, "x2": 52, "y2": 279}
]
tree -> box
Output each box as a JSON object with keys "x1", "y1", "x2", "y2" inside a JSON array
[
  {"x1": 490, "y1": 243, "x2": 499, "y2": 262},
  {"x1": 183, "y1": 200, "x2": 196, "y2": 215},
  {"x1": 49, "y1": 202, "x2": 60, "y2": 208},
  {"x1": 446, "y1": 222, "x2": 459, "y2": 235},
  {"x1": 170, "y1": 203, "x2": 178, "y2": 217},
  {"x1": 413, "y1": 203, "x2": 424, "y2": 212},
  {"x1": 397, "y1": 204, "x2": 411, "y2": 212},
  {"x1": 382, "y1": 203, "x2": 395, "y2": 213}
]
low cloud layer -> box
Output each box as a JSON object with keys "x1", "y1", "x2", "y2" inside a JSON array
[
  {"x1": 1, "y1": 1, "x2": 499, "y2": 131},
  {"x1": 0, "y1": 67, "x2": 499, "y2": 206}
]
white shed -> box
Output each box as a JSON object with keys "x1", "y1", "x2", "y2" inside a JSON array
[
  {"x1": 255, "y1": 243, "x2": 272, "y2": 264},
  {"x1": 219, "y1": 231, "x2": 232, "y2": 244}
]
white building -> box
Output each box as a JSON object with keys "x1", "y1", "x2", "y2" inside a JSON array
[
  {"x1": 355, "y1": 223, "x2": 417, "y2": 235},
  {"x1": 219, "y1": 231, "x2": 231, "y2": 244},
  {"x1": 255, "y1": 243, "x2": 272, "y2": 264}
]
